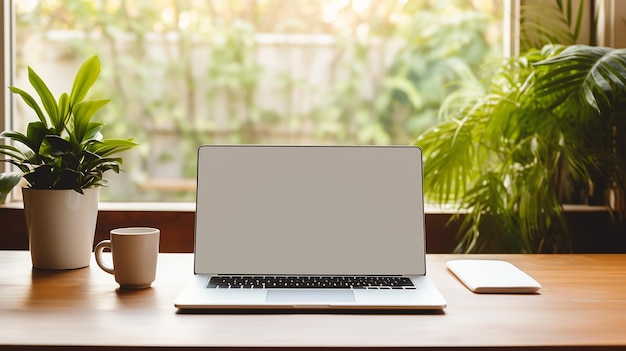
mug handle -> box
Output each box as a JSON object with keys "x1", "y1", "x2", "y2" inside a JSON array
[{"x1": 94, "y1": 240, "x2": 115, "y2": 275}]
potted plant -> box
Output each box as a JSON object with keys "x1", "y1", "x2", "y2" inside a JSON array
[
  {"x1": 414, "y1": 44, "x2": 626, "y2": 253},
  {"x1": 0, "y1": 55, "x2": 137, "y2": 269}
]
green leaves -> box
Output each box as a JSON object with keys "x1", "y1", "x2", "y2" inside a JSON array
[
  {"x1": 72, "y1": 99, "x2": 110, "y2": 146},
  {"x1": 88, "y1": 138, "x2": 138, "y2": 157},
  {"x1": 8, "y1": 86, "x2": 47, "y2": 126},
  {"x1": 417, "y1": 44, "x2": 626, "y2": 253},
  {"x1": 70, "y1": 55, "x2": 101, "y2": 106},
  {"x1": 519, "y1": 0, "x2": 584, "y2": 51},
  {"x1": 0, "y1": 173, "x2": 22, "y2": 203},
  {"x1": 27, "y1": 66, "x2": 60, "y2": 132},
  {"x1": 535, "y1": 45, "x2": 626, "y2": 116},
  {"x1": 0, "y1": 55, "x2": 137, "y2": 194}
]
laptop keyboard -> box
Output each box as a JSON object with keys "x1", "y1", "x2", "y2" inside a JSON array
[{"x1": 207, "y1": 275, "x2": 416, "y2": 289}]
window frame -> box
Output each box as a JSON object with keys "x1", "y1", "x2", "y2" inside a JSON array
[
  {"x1": 3, "y1": 1, "x2": 618, "y2": 254},
  {"x1": 1, "y1": 0, "x2": 515, "y2": 206}
]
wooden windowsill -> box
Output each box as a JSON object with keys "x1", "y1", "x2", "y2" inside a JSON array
[
  {"x1": 0, "y1": 201, "x2": 196, "y2": 212},
  {"x1": 0, "y1": 201, "x2": 622, "y2": 254},
  {"x1": 0, "y1": 201, "x2": 612, "y2": 213}
]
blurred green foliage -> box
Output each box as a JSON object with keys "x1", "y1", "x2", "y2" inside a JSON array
[{"x1": 14, "y1": 0, "x2": 501, "y2": 201}]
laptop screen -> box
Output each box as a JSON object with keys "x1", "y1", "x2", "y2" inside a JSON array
[{"x1": 194, "y1": 145, "x2": 426, "y2": 275}]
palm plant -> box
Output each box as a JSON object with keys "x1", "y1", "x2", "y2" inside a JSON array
[
  {"x1": 519, "y1": 0, "x2": 587, "y2": 51},
  {"x1": 0, "y1": 55, "x2": 137, "y2": 198},
  {"x1": 415, "y1": 44, "x2": 626, "y2": 253}
]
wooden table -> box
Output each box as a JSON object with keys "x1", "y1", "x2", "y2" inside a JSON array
[{"x1": 1, "y1": 251, "x2": 626, "y2": 350}]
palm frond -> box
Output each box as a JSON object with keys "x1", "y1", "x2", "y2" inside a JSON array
[
  {"x1": 535, "y1": 45, "x2": 626, "y2": 116},
  {"x1": 520, "y1": 0, "x2": 584, "y2": 51},
  {"x1": 415, "y1": 118, "x2": 477, "y2": 204}
]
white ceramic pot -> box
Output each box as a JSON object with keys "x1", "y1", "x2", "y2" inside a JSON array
[{"x1": 23, "y1": 188, "x2": 100, "y2": 270}]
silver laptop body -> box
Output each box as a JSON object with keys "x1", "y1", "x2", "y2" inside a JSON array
[{"x1": 175, "y1": 145, "x2": 446, "y2": 310}]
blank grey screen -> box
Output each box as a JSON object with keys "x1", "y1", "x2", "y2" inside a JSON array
[{"x1": 194, "y1": 146, "x2": 426, "y2": 275}]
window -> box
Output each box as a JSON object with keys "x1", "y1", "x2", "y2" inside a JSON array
[{"x1": 7, "y1": 0, "x2": 503, "y2": 203}]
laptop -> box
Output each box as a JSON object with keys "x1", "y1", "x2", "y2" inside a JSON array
[{"x1": 174, "y1": 145, "x2": 446, "y2": 310}]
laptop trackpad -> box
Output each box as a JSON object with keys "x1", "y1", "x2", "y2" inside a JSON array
[{"x1": 266, "y1": 290, "x2": 355, "y2": 304}]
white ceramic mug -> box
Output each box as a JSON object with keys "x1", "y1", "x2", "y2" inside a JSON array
[{"x1": 94, "y1": 227, "x2": 160, "y2": 289}]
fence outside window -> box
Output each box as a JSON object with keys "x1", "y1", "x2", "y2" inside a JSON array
[{"x1": 11, "y1": 0, "x2": 503, "y2": 202}]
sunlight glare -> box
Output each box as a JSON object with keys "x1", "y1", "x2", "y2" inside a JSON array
[
  {"x1": 179, "y1": 11, "x2": 192, "y2": 30},
  {"x1": 352, "y1": 0, "x2": 371, "y2": 13},
  {"x1": 322, "y1": 0, "x2": 350, "y2": 23},
  {"x1": 161, "y1": 6, "x2": 175, "y2": 27},
  {"x1": 16, "y1": 0, "x2": 39, "y2": 12}
]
